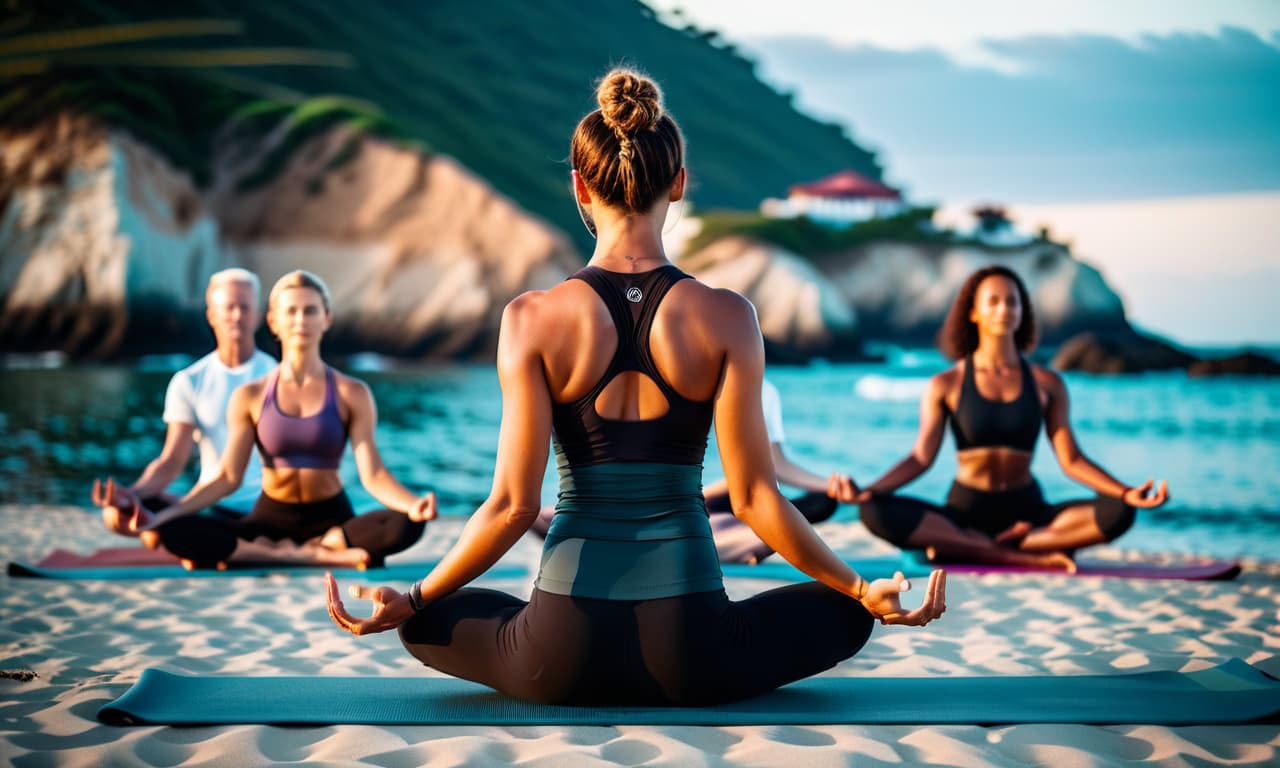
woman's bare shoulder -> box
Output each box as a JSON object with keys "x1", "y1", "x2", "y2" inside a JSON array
[
  {"x1": 931, "y1": 362, "x2": 963, "y2": 389},
  {"x1": 667, "y1": 279, "x2": 755, "y2": 328},
  {"x1": 332, "y1": 369, "x2": 372, "y2": 401},
  {"x1": 1029, "y1": 362, "x2": 1066, "y2": 399}
]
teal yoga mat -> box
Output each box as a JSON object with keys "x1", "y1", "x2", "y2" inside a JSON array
[
  {"x1": 5, "y1": 560, "x2": 527, "y2": 581},
  {"x1": 8, "y1": 555, "x2": 922, "y2": 582},
  {"x1": 98, "y1": 660, "x2": 1280, "y2": 726},
  {"x1": 720, "y1": 556, "x2": 929, "y2": 581}
]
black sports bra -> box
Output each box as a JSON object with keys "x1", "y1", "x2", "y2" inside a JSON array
[
  {"x1": 947, "y1": 355, "x2": 1042, "y2": 452},
  {"x1": 550, "y1": 265, "x2": 714, "y2": 466}
]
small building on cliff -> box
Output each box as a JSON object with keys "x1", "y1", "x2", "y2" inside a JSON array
[
  {"x1": 968, "y1": 205, "x2": 1037, "y2": 247},
  {"x1": 761, "y1": 169, "x2": 906, "y2": 226}
]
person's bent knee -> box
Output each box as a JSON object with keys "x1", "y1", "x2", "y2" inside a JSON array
[
  {"x1": 1096, "y1": 498, "x2": 1136, "y2": 542},
  {"x1": 858, "y1": 495, "x2": 915, "y2": 548}
]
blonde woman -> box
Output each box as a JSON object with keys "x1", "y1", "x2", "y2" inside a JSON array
[{"x1": 134, "y1": 270, "x2": 435, "y2": 570}]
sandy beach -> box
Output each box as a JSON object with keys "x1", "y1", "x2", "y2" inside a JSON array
[{"x1": 2, "y1": 503, "x2": 1278, "y2": 766}]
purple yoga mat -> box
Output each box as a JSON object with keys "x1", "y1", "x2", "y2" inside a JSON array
[{"x1": 930, "y1": 559, "x2": 1241, "y2": 581}]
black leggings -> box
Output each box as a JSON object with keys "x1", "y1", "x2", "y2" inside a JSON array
[
  {"x1": 859, "y1": 480, "x2": 1135, "y2": 549},
  {"x1": 400, "y1": 583, "x2": 874, "y2": 707},
  {"x1": 156, "y1": 492, "x2": 425, "y2": 568}
]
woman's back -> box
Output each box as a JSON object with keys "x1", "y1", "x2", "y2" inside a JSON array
[
  {"x1": 537, "y1": 267, "x2": 729, "y2": 418},
  {"x1": 533, "y1": 264, "x2": 738, "y2": 600}
]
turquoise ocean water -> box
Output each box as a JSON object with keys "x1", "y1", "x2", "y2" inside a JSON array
[{"x1": 2, "y1": 353, "x2": 1277, "y2": 561}]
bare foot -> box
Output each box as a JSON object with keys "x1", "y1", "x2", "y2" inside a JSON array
[
  {"x1": 319, "y1": 526, "x2": 348, "y2": 551},
  {"x1": 994, "y1": 521, "x2": 1033, "y2": 546},
  {"x1": 1030, "y1": 551, "x2": 1077, "y2": 573},
  {"x1": 231, "y1": 536, "x2": 371, "y2": 567}
]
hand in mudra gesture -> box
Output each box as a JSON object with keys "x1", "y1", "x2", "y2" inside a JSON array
[
  {"x1": 325, "y1": 572, "x2": 414, "y2": 636},
  {"x1": 94, "y1": 477, "x2": 152, "y2": 535},
  {"x1": 861, "y1": 569, "x2": 947, "y2": 626},
  {"x1": 1123, "y1": 479, "x2": 1169, "y2": 509},
  {"x1": 406, "y1": 491, "x2": 437, "y2": 523}
]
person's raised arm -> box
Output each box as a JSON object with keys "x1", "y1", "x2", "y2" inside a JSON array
[
  {"x1": 1042, "y1": 369, "x2": 1168, "y2": 508},
  {"x1": 855, "y1": 373, "x2": 951, "y2": 501},
  {"x1": 412, "y1": 294, "x2": 553, "y2": 602},
  {"x1": 345, "y1": 377, "x2": 436, "y2": 522},
  {"x1": 128, "y1": 421, "x2": 196, "y2": 499},
  {"x1": 144, "y1": 385, "x2": 260, "y2": 528},
  {"x1": 702, "y1": 442, "x2": 826, "y2": 501},
  {"x1": 715, "y1": 293, "x2": 944, "y2": 624},
  {"x1": 95, "y1": 420, "x2": 195, "y2": 531},
  {"x1": 772, "y1": 445, "x2": 836, "y2": 493},
  {"x1": 328, "y1": 294, "x2": 556, "y2": 635}
]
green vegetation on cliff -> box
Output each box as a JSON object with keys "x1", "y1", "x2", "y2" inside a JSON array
[
  {"x1": 0, "y1": 0, "x2": 884, "y2": 250},
  {"x1": 688, "y1": 207, "x2": 949, "y2": 257}
]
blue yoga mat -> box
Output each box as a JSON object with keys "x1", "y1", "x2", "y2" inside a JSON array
[
  {"x1": 98, "y1": 660, "x2": 1280, "y2": 726},
  {"x1": 5, "y1": 560, "x2": 527, "y2": 581},
  {"x1": 8, "y1": 555, "x2": 921, "y2": 582},
  {"x1": 720, "y1": 555, "x2": 929, "y2": 581}
]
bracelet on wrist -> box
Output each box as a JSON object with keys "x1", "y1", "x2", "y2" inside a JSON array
[{"x1": 406, "y1": 580, "x2": 425, "y2": 612}]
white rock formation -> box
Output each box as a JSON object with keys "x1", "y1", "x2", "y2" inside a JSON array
[{"x1": 1, "y1": 115, "x2": 580, "y2": 358}]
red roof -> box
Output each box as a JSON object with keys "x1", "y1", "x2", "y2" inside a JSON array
[{"x1": 788, "y1": 170, "x2": 900, "y2": 200}]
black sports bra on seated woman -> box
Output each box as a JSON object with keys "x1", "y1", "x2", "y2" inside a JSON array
[
  {"x1": 946, "y1": 355, "x2": 1043, "y2": 453},
  {"x1": 550, "y1": 265, "x2": 715, "y2": 467}
]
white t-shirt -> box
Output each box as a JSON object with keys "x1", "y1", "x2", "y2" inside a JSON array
[
  {"x1": 162, "y1": 350, "x2": 276, "y2": 511},
  {"x1": 761, "y1": 378, "x2": 786, "y2": 445}
]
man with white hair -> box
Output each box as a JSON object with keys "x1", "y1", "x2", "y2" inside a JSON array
[{"x1": 94, "y1": 268, "x2": 277, "y2": 533}]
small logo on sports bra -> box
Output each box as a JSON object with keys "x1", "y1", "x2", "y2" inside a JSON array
[{"x1": 626, "y1": 287, "x2": 643, "y2": 303}]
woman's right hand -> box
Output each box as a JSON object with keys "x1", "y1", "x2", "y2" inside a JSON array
[
  {"x1": 1123, "y1": 479, "x2": 1169, "y2": 509},
  {"x1": 860, "y1": 569, "x2": 947, "y2": 626}
]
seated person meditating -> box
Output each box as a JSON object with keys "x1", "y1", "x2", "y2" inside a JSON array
[
  {"x1": 93, "y1": 268, "x2": 275, "y2": 537},
  {"x1": 131, "y1": 270, "x2": 435, "y2": 570},
  {"x1": 853, "y1": 265, "x2": 1168, "y2": 570},
  {"x1": 325, "y1": 68, "x2": 945, "y2": 707}
]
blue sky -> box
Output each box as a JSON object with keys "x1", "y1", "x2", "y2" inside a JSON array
[
  {"x1": 649, "y1": 1, "x2": 1280, "y2": 346},
  {"x1": 650, "y1": 1, "x2": 1280, "y2": 203}
]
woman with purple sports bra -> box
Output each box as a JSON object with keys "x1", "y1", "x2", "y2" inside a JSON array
[
  {"x1": 134, "y1": 270, "x2": 434, "y2": 570},
  {"x1": 849, "y1": 265, "x2": 1170, "y2": 571}
]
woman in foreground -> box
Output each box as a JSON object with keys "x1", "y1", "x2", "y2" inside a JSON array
[
  {"x1": 126, "y1": 270, "x2": 434, "y2": 570},
  {"x1": 854, "y1": 265, "x2": 1168, "y2": 570},
  {"x1": 326, "y1": 68, "x2": 944, "y2": 707}
]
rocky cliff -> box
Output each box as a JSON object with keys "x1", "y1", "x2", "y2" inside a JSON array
[
  {"x1": 0, "y1": 115, "x2": 579, "y2": 359},
  {"x1": 678, "y1": 233, "x2": 1130, "y2": 359}
]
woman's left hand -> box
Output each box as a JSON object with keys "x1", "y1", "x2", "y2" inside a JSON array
[
  {"x1": 406, "y1": 491, "x2": 437, "y2": 523},
  {"x1": 325, "y1": 572, "x2": 414, "y2": 635},
  {"x1": 828, "y1": 472, "x2": 874, "y2": 504},
  {"x1": 1123, "y1": 479, "x2": 1169, "y2": 509}
]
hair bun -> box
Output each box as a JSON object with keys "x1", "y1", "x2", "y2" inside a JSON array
[{"x1": 597, "y1": 68, "x2": 663, "y2": 135}]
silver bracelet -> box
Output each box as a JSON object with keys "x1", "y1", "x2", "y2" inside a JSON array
[{"x1": 406, "y1": 580, "x2": 425, "y2": 612}]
